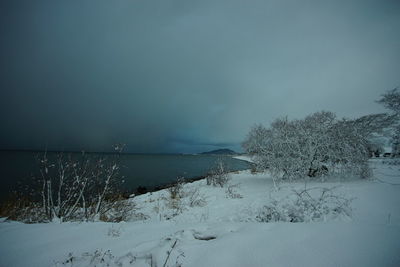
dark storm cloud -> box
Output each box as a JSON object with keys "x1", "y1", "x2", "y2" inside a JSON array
[{"x1": 1, "y1": 0, "x2": 399, "y2": 153}]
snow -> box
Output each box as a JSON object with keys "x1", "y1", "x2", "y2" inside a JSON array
[
  {"x1": 1, "y1": 159, "x2": 400, "y2": 266},
  {"x1": 232, "y1": 155, "x2": 255, "y2": 163}
]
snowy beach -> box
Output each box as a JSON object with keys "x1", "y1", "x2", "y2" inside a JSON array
[{"x1": 1, "y1": 158, "x2": 399, "y2": 267}]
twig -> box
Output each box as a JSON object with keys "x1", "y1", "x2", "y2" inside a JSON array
[{"x1": 163, "y1": 239, "x2": 178, "y2": 267}]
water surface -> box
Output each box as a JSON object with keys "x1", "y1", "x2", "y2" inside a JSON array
[{"x1": 0, "y1": 151, "x2": 250, "y2": 200}]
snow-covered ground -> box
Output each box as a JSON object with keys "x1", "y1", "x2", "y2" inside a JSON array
[
  {"x1": 1, "y1": 159, "x2": 400, "y2": 267},
  {"x1": 232, "y1": 155, "x2": 255, "y2": 163}
]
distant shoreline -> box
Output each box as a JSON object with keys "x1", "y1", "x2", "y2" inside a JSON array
[
  {"x1": 0, "y1": 149, "x2": 245, "y2": 157},
  {"x1": 0, "y1": 149, "x2": 196, "y2": 156},
  {"x1": 232, "y1": 155, "x2": 254, "y2": 163}
]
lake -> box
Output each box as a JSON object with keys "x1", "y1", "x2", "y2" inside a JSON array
[{"x1": 0, "y1": 151, "x2": 251, "y2": 201}]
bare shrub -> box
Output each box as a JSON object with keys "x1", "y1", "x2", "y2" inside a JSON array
[
  {"x1": 206, "y1": 158, "x2": 230, "y2": 187},
  {"x1": 4, "y1": 145, "x2": 128, "y2": 223},
  {"x1": 163, "y1": 179, "x2": 207, "y2": 218},
  {"x1": 167, "y1": 178, "x2": 184, "y2": 200},
  {"x1": 256, "y1": 186, "x2": 352, "y2": 223},
  {"x1": 186, "y1": 187, "x2": 207, "y2": 207},
  {"x1": 0, "y1": 197, "x2": 47, "y2": 223},
  {"x1": 99, "y1": 198, "x2": 140, "y2": 222},
  {"x1": 56, "y1": 250, "x2": 117, "y2": 267},
  {"x1": 250, "y1": 164, "x2": 258, "y2": 174},
  {"x1": 225, "y1": 184, "x2": 243, "y2": 199},
  {"x1": 165, "y1": 178, "x2": 185, "y2": 215}
]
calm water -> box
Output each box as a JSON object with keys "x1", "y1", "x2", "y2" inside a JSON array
[{"x1": 0, "y1": 151, "x2": 250, "y2": 200}]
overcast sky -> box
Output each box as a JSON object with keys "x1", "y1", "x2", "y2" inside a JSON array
[{"x1": 0, "y1": 0, "x2": 399, "y2": 153}]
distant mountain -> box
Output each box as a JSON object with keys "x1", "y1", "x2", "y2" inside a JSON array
[{"x1": 200, "y1": 149, "x2": 237, "y2": 155}]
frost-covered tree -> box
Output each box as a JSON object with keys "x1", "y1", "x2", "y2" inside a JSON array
[
  {"x1": 242, "y1": 124, "x2": 270, "y2": 156},
  {"x1": 377, "y1": 88, "x2": 400, "y2": 156},
  {"x1": 297, "y1": 111, "x2": 336, "y2": 177},
  {"x1": 327, "y1": 118, "x2": 371, "y2": 177},
  {"x1": 261, "y1": 117, "x2": 304, "y2": 179},
  {"x1": 243, "y1": 111, "x2": 387, "y2": 180},
  {"x1": 351, "y1": 113, "x2": 397, "y2": 135},
  {"x1": 377, "y1": 88, "x2": 400, "y2": 114},
  {"x1": 392, "y1": 130, "x2": 400, "y2": 156}
]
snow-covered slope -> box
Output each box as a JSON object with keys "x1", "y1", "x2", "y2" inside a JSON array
[{"x1": 1, "y1": 159, "x2": 400, "y2": 267}]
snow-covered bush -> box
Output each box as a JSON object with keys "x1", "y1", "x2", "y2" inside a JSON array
[
  {"x1": 206, "y1": 158, "x2": 230, "y2": 187},
  {"x1": 167, "y1": 178, "x2": 185, "y2": 200},
  {"x1": 56, "y1": 238, "x2": 184, "y2": 267},
  {"x1": 165, "y1": 178, "x2": 186, "y2": 216},
  {"x1": 39, "y1": 150, "x2": 125, "y2": 222},
  {"x1": 243, "y1": 111, "x2": 395, "y2": 180},
  {"x1": 256, "y1": 187, "x2": 352, "y2": 223},
  {"x1": 4, "y1": 145, "x2": 128, "y2": 223}
]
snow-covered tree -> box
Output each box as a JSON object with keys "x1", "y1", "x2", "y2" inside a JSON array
[
  {"x1": 377, "y1": 88, "x2": 400, "y2": 114},
  {"x1": 377, "y1": 88, "x2": 400, "y2": 156},
  {"x1": 351, "y1": 113, "x2": 397, "y2": 135},
  {"x1": 242, "y1": 124, "x2": 270, "y2": 156},
  {"x1": 243, "y1": 111, "x2": 387, "y2": 180}
]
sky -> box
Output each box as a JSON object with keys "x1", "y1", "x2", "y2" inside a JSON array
[{"x1": 0, "y1": 0, "x2": 399, "y2": 153}]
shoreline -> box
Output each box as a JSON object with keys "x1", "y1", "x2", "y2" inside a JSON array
[
  {"x1": 232, "y1": 155, "x2": 254, "y2": 163},
  {"x1": 121, "y1": 155, "x2": 254, "y2": 196},
  {"x1": 131, "y1": 166, "x2": 250, "y2": 196}
]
